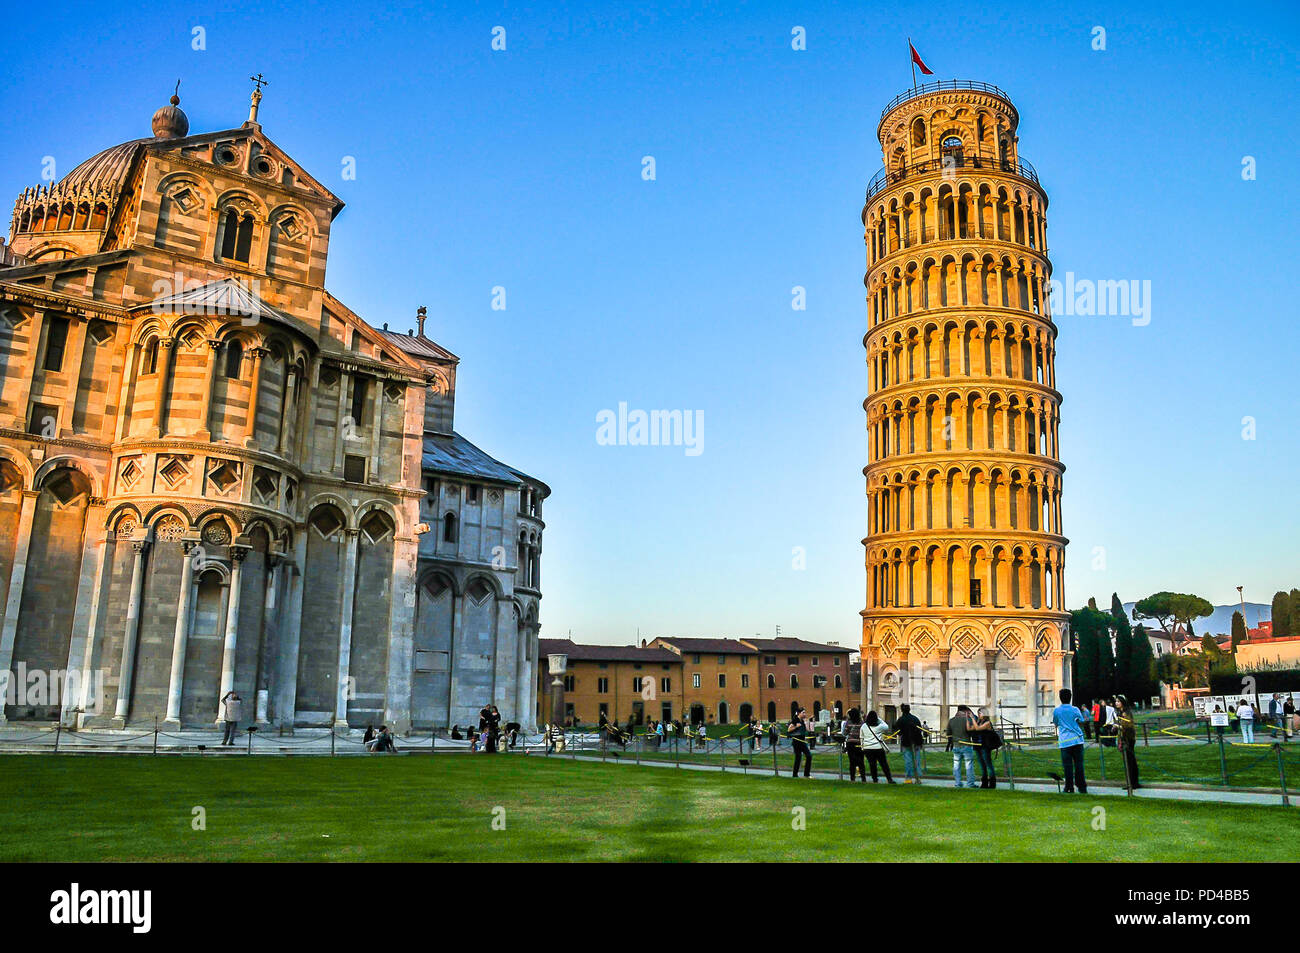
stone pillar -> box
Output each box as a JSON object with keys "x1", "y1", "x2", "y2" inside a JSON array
[
  {"x1": 0, "y1": 490, "x2": 40, "y2": 723},
  {"x1": 113, "y1": 541, "x2": 150, "y2": 724},
  {"x1": 896, "y1": 648, "x2": 910, "y2": 708},
  {"x1": 1022, "y1": 651, "x2": 1039, "y2": 729},
  {"x1": 163, "y1": 542, "x2": 198, "y2": 726},
  {"x1": 938, "y1": 649, "x2": 951, "y2": 725},
  {"x1": 384, "y1": 536, "x2": 415, "y2": 734},
  {"x1": 277, "y1": 367, "x2": 298, "y2": 455},
  {"x1": 153, "y1": 338, "x2": 176, "y2": 436},
  {"x1": 61, "y1": 498, "x2": 107, "y2": 726},
  {"x1": 983, "y1": 649, "x2": 999, "y2": 714},
  {"x1": 1052, "y1": 649, "x2": 1066, "y2": 702},
  {"x1": 57, "y1": 317, "x2": 91, "y2": 436},
  {"x1": 254, "y1": 553, "x2": 282, "y2": 724},
  {"x1": 333, "y1": 528, "x2": 359, "y2": 728},
  {"x1": 867, "y1": 651, "x2": 879, "y2": 715},
  {"x1": 276, "y1": 531, "x2": 307, "y2": 731},
  {"x1": 214, "y1": 546, "x2": 247, "y2": 723},
  {"x1": 243, "y1": 347, "x2": 265, "y2": 447},
  {"x1": 195, "y1": 339, "x2": 220, "y2": 439}
]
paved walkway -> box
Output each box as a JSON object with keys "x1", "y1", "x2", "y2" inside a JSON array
[{"x1": 554, "y1": 752, "x2": 1300, "y2": 808}]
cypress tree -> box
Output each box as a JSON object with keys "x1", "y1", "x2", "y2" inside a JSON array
[
  {"x1": 1271, "y1": 591, "x2": 1291, "y2": 638},
  {"x1": 1288, "y1": 589, "x2": 1300, "y2": 638},
  {"x1": 1130, "y1": 623, "x2": 1156, "y2": 704},
  {"x1": 1231, "y1": 610, "x2": 1248, "y2": 649},
  {"x1": 1111, "y1": 592, "x2": 1135, "y2": 699}
]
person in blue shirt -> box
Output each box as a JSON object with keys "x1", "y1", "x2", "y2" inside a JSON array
[{"x1": 1051, "y1": 688, "x2": 1088, "y2": 793}]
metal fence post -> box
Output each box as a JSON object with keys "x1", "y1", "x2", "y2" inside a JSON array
[
  {"x1": 1276, "y1": 744, "x2": 1290, "y2": 807},
  {"x1": 54, "y1": 723, "x2": 61, "y2": 754},
  {"x1": 1098, "y1": 739, "x2": 1106, "y2": 781},
  {"x1": 635, "y1": 734, "x2": 641, "y2": 766},
  {"x1": 152, "y1": 716, "x2": 158, "y2": 756},
  {"x1": 773, "y1": 737, "x2": 779, "y2": 777},
  {"x1": 1142, "y1": 724, "x2": 1149, "y2": 747},
  {"x1": 1217, "y1": 731, "x2": 1229, "y2": 786},
  {"x1": 1003, "y1": 744, "x2": 1015, "y2": 790},
  {"x1": 330, "y1": 728, "x2": 336, "y2": 757},
  {"x1": 720, "y1": 738, "x2": 726, "y2": 772}
]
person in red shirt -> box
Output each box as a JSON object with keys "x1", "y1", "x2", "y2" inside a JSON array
[{"x1": 1091, "y1": 700, "x2": 1104, "y2": 741}]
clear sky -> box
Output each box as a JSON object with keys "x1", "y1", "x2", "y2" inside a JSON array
[{"x1": 3, "y1": 0, "x2": 1297, "y2": 647}]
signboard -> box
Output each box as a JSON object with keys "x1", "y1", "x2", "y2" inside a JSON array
[
  {"x1": 1193, "y1": 695, "x2": 1228, "y2": 719},
  {"x1": 1209, "y1": 711, "x2": 1230, "y2": 728}
]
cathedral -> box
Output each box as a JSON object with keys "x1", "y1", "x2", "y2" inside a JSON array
[
  {"x1": 860, "y1": 81, "x2": 1069, "y2": 729},
  {"x1": 0, "y1": 84, "x2": 547, "y2": 733}
]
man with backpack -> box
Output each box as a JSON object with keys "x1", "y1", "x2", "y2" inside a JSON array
[{"x1": 894, "y1": 703, "x2": 925, "y2": 784}]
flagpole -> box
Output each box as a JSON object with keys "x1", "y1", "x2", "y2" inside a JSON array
[{"x1": 909, "y1": 36, "x2": 917, "y2": 89}]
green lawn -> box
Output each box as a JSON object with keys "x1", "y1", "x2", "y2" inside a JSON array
[{"x1": 0, "y1": 754, "x2": 1295, "y2": 862}]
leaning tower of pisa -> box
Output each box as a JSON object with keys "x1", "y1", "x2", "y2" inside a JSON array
[{"x1": 859, "y1": 81, "x2": 1069, "y2": 732}]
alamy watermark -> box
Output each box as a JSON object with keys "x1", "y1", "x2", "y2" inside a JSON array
[
  {"x1": 1047, "y1": 272, "x2": 1151, "y2": 326},
  {"x1": 596, "y1": 402, "x2": 703, "y2": 456}
]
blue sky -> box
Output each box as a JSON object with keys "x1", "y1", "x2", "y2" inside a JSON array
[{"x1": 3, "y1": 0, "x2": 1297, "y2": 645}]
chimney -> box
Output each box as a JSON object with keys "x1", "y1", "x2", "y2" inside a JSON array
[
  {"x1": 641, "y1": 638, "x2": 647, "y2": 648},
  {"x1": 416, "y1": 305, "x2": 427, "y2": 338}
]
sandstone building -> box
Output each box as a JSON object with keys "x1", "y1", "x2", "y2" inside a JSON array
[
  {"x1": 0, "y1": 86, "x2": 547, "y2": 732},
  {"x1": 860, "y1": 81, "x2": 1069, "y2": 729}
]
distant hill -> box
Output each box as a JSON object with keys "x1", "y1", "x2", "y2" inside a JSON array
[{"x1": 1121, "y1": 602, "x2": 1270, "y2": 638}]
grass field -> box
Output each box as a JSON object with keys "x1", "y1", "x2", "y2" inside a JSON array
[{"x1": 1, "y1": 754, "x2": 1296, "y2": 862}]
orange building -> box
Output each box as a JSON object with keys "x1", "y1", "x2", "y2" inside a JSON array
[
  {"x1": 739, "y1": 637, "x2": 853, "y2": 724},
  {"x1": 650, "y1": 637, "x2": 760, "y2": 725},
  {"x1": 537, "y1": 639, "x2": 682, "y2": 726}
]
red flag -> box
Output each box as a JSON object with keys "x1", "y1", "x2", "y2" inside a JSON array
[{"x1": 909, "y1": 41, "x2": 934, "y2": 75}]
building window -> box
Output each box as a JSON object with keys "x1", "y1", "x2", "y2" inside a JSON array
[
  {"x1": 343, "y1": 454, "x2": 367, "y2": 483},
  {"x1": 811, "y1": 657, "x2": 820, "y2": 667},
  {"x1": 813, "y1": 675, "x2": 827, "y2": 688},
  {"x1": 223, "y1": 340, "x2": 243, "y2": 379},
  {"x1": 565, "y1": 702, "x2": 575, "y2": 720},
  {"x1": 598, "y1": 702, "x2": 608, "y2": 717},
  {"x1": 661, "y1": 703, "x2": 673, "y2": 721},
  {"x1": 442, "y1": 511, "x2": 458, "y2": 543},
  {"x1": 763, "y1": 655, "x2": 776, "y2": 666},
  {"x1": 692, "y1": 654, "x2": 701, "y2": 664},
  {"x1": 27, "y1": 402, "x2": 58, "y2": 437},
  {"x1": 718, "y1": 674, "x2": 726, "y2": 688},
  {"x1": 660, "y1": 677, "x2": 671, "y2": 693},
  {"x1": 597, "y1": 678, "x2": 608, "y2": 694},
  {"x1": 790, "y1": 674, "x2": 799, "y2": 689},
  {"x1": 834, "y1": 657, "x2": 842, "y2": 667},
  {"x1": 350, "y1": 376, "x2": 369, "y2": 426},
  {"x1": 692, "y1": 674, "x2": 701, "y2": 689},
  {"x1": 741, "y1": 656, "x2": 750, "y2": 665},
  {"x1": 787, "y1": 657, "x2": 799, "y2": 666},
  {"x1": 970, "y1": 579, "x2": 983, "y2": 607},
  {"x1": 766, "y1": 674, "x2": 775, "y2": 688},
  {"x1": 717, "y1": 656, "x2": 726, "y2": 665},
  {"x1": 141, "y1": 339, "x2": 160, "y2": 375},
  {"x1": 466, "y1": 485, "x2": 480, "y2": 504},
  {"x1": 42, "y1": 316, "x2": 69, "y2": 372},
  {"x1": 563, "y1": 675, "x2": 575, "y2": 692},
  {"x1": 219, "y1": 208, "x2": 254, "y2": 263},
  {"x1": 741, "y1": 674, "x2": 750, "y2": 688},
  {"x1": 835, "y1": 675, "x2": 843, "y2": 688}
]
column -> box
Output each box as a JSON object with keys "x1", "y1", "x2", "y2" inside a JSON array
[
  {"x1": 163, "y1": 541, "x2": 197, "y2": 726},
  {"x1": 384, "y1": 537, "x2": 415, "y2": 734},
  {"x1": 983, "y1": 649, "x2": 999, "y2": 713},
  {"x1": 113, "y1": 541, "x2": 150, "y2": 724},
  {"x1": 243, "y1": 346, "x2": 265, "y2": 447},
  {"x1": 214, "y1": 546, "x2": 247, "y2": 723},
  {"x1": 153, "y1": 337, "x2": 176, "y2": 436},
  {"x1": 333, "y1": 528, "x2": 359, "y2": 727},
  {"x1": 897, "y1": 648, "x2": 910, "y2": 707},
  {"x1": 195, "y1": 339, "x2": 220, "y2": 440},
  {"x1": 8, "y1": 310, "x2": 45, "y2": 431},
  {"x1": 1052, "y1": 649, "x2": 1066, "y2": 702},
  {"x1": 938, "y1": 649, "x2": 951, "y2": 725},
  {"x1": 254, "y1": 553, "x2": 282, "y2": 725},
  {"x1": 114, "y1": 340, "x2": 140, "y2": 442},
  {"x1": 1022, "y1": 651, "x2": 1039, "y2": 728},
  {"x1": 277, "y1": 367, "x2": 298, "y2": 455},
  {"x1": 276, "y1": 532, "x2": 307, "y2": 731},
  {"x1": 60, "y1": 498, "x2": 107, "y2": 726},
  {"x1": 0, "y1": 490, "x2": 40, "y2": 723},
  {"x1": 333, "y1": 370, "x2": 349, "y2": 472},
  {"x1": 867, "y1": 651, "x2": 879, "y2": 715}
]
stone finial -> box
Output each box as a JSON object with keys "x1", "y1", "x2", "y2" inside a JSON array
[
  {"x1": 417, "y1": 305, "x2": 427, "y2": 338},
  {"x1": 151, "y1": 81, "x2": 189, "y2": 139}
]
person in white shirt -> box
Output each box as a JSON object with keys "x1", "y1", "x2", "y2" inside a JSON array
[{"x1": 1236, "y1": 698, "x2": 1256, "y2": 744}]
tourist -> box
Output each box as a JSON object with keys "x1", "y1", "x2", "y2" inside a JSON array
[
  {"x1": 696, "y1": 722, "x2": 707, "y2": 749},
  {"x1": 947, "y1": 705, "x2": 976, "y2": 788},
  {"x1": 894, "y1": 703, "x2": 925, "y2": 784},
  {"x1": 450, "y1": 724, "x2": 462, "y2": 741},
  {"x1": 1236, "y1": 696, "x2": 1256, "y2": 744},
  {"x1": 219, "y1": 690, "x2": 241, "y2": 746},
  {"x1": 598, "y1": 710, "x2": 610, "y2": 750},
  {"x1": 1269, "y1": 694, "x2": 1281, "y2": 738},
  {"x1": 1091, "y1": 698, "x2": 1104, "y2": 744},
  {"x1": 1081, "y1": 699, "x2": 1093, "y2": 740},
  {"x1": 747, "y1": 716, "x2": 759, "y2": 752},
  {"x1": 789, "y1": 707, "x2": 812, "y2": 778},
  {"x1": 843, "y1": 708, "x2": 867, "y2": 781},
  {"x1": 363, "y1": 724, "x2": 376, "y2": 751},
  {"x1": 371, "y1": 725, "x2": 396, "y2": 753},
  {"x1": 1052, "y1": 688, "x2": 1088, "y2": 793},
  {"x1": 861, "y1": 709, "x2": 895, "y2": 783},
  {"x1": 1286, "y1": 694, "x2": 1297, "y2": 740},
  {"x1": 970, "y1": 706, "x2": 998, "y2": 789},
  {"x1": 1114, "y1": 695, "x2": 1140, "y2": 789}
]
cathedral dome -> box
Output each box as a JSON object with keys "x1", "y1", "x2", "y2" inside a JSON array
[{"x1": 55, "y1": 139, "x2": 148, "y2": 194}]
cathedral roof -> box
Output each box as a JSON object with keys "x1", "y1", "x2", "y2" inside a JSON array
[
  {"x1": 422, "y1": 432, "x2": 549, "y2": 495},
  {"x1": 57, "y1": 139, "x2": 150, "y2": 195},
  {"x1": 379, "y1": 328, "x2": 458, "y2": 363}
]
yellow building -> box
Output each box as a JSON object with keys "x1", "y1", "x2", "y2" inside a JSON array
[
  {"x1": 860, "y1": 80, "x2": 1069, "y2": 728},
  {"x1": 537, "y1": 639, "x2": 683, "y2": 726}
]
